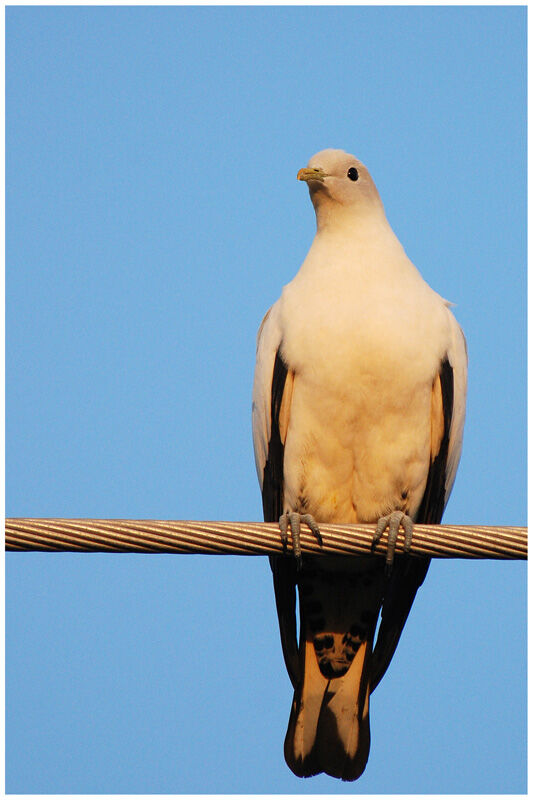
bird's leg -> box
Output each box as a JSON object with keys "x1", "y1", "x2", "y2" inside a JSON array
[
  {"x1": 278, "y1": 511, "x2": 323, "y2": 569},
  {"x1": 371, "y1": 510, "x2": 414, "y2": 574}
]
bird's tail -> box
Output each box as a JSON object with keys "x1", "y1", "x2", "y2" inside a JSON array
[
  {"x1": 284, "y1": 636, "x2": 373, "y2": 780},
  {"x1": 283, "y1": 558, "x2": 384, "y2": 781}
]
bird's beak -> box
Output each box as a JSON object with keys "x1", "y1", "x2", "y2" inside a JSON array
[{"x1": 297, "y1": 167, "x2": 328, "y2": 183}]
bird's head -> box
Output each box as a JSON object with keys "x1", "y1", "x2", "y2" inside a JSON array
[{"x1": 298, "y1": 149, "x2": 384, "y2": 230}]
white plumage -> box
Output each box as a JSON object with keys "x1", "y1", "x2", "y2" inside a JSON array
[{"x1": 252, "y1": 149, "x2": 467, "y2": 781}]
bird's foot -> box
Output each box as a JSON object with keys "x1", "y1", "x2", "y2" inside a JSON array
[
  {"x1": 372, "y1": 510, "x2": 414, "y2": 575},
  {"x1": 279, "y1": 512, "x2": 323, "y2": 569}
]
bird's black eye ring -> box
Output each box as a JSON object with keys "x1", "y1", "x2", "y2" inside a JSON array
[{"x1": 347, "y1": 167, "x2": 359, "y2": 181}]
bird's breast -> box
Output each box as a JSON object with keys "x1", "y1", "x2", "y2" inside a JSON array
[{"x1": 279, "y1": 264, "x2": 448, "y2": 396}]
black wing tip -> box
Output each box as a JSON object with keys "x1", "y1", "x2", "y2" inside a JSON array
[
  {"x1": 416, "y1": 355, "x2": 454, "y2": 525},
  {"x1": 262, "y1": 346, "x2": 288, "y2": 523}
]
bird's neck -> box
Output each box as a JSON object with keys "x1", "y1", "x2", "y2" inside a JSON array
[
  {"x1": 293, "y1": 206, "x2": 418, "y2": 292},
  {"x1": 316, "y1": 206, "x2": 404, "y2": 262},
  {"x1": 313, "y1": 196, "x2": 386, "y2": 236}
]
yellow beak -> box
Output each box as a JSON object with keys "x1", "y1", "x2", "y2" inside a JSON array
[{"x1": 297, "y1": 167, "x2": 327, "y2": 183}]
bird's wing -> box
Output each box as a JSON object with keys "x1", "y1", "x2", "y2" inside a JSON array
[
  {"x1": 252, "y1": 305, "x2": 299, "y2": 687},
  {"x1": 442, "y1": 316, "x2": 468, "y2": 506},
  {"x1": 370, "y1": 312, "x2": 468, "y2": 692},
  {"x1": 252, "y1": 307, "x2": 276, "y2": 490}
]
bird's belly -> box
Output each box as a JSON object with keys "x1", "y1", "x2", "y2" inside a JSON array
[
  {"x1": 282, "y1": 368, "x2": 433, "y2": 524},
  {"x1": 279, "y1": 273, "x2": 449, "y2": 523}
]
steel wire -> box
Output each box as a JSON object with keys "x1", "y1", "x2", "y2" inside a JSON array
[{"x1": 5, "y1": 518, "x2": 527, "y2": 559}]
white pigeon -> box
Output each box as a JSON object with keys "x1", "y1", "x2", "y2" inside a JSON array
[{"x1": 252, "y1": 149, "x2": 467, "y2": 781}]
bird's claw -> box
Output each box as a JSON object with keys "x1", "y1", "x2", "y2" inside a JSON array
[
  {"x1": 279, "y1": 511, "x2": 323, "y2": 569},
  {"x1": 372, "y1": 510, "x2": 414, "y2": 575}
]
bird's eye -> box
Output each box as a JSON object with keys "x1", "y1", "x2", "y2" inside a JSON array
[{"x1": 347, "y1": 167, "x2": 359, "y2": 181}]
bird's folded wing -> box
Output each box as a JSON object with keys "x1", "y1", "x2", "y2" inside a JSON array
[
  {"x1": 252, "y1": 304, "x2": 300, "y2": 687},
  {"x1": 370, "y1": 312, "x2": 468, "y2": 692}
]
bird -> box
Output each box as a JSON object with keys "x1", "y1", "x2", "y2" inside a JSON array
[{"x1": 251, "y1": 149, "x2": 467, "y2": 781}]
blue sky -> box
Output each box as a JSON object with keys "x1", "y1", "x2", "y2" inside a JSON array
[{"x1": 6, "y1": 5, "x2": 526, "y2": 794}]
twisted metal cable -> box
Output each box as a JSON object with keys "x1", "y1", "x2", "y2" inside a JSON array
[{"x1": 5, "y1": 518, "x2": 527, "y2": 559}]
